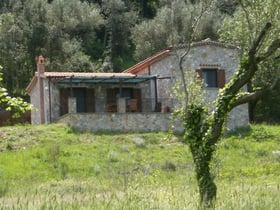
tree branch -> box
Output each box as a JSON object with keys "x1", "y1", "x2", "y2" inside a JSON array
[
  {"x1": 249, "y1": 22, "x2": 272, "y2": 57},
  {"x1": 227, "y1": 22, "x2": 273, "y2": 95},
  {"x1": 232, "y1": 79, "x2": 278, "y2": 107},
  {"x1": 209, "y1": 22, "x2": 274, "y2": 146},
  {"x1": 256, "y1": 38, "x2": 280, "y2": 63},
  {"x1": 178, "y1": 0, "x2": 216, "y2": 112}
]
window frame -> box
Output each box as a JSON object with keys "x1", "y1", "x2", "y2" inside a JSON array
[
  {"x1": 201, "y1": 68, "x2": 218, "y2": 88},
  {"x1": 196, "y1": 67, "x2": 225, "y2": 89}
]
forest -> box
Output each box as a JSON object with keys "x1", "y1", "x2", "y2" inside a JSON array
[{"x1": 0, "y1": 0, "x2": 279, "y2": 122}]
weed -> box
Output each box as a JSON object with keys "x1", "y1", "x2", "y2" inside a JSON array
[
  {"x1": 272, "y1": 150, "x2": 280, "y2": 162},
  {"x1": 133, "y1": 136, "x2": 146, "y2": 148},
  {"x1": 161, "y1": 161, "x2": 176, "y2": 171},
  {"x1": 92, "y1": 164, "x2": 102, "y2": 175},
  {"x1": 107, "y1": 150, "x2": 119, "y2": 162},
  {"x1": 6, "y1": 143, "x2": 12, "y2": 151},
  {"x1": 60, "y1": 162, "x2": 70, "y2": 179},
  {"x1": 47, "y1": 144, "x2": 60, "y2": 168},
  {"x1": 226, "y1": 125, "x2": 252, "y2": 138},
  {"x1": 251, "y1": 125, "x2": 275, "y2": 141},
  {"x1": 0, "y1": 181, "x2": 9, "y2": 197}
]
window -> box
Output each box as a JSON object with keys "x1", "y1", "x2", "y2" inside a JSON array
[
  {"x1": 59, "y1": 88, "x2": 95, "y2": 115},
  {"x1": 202, "y1": 68, "x2": 218, "y2": 88},
  {"x1": 196, "y1": 68, "x2": 225, "y2": 88},
  {"x1": 106, "y1": 88, "x2": 142, "y2": 112}
]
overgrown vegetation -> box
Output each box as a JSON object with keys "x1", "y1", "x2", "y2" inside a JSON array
[{"x1": 0, "y1": 123, "x2": 279, "y2": 209}]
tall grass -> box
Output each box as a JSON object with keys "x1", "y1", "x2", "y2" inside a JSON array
[{"x1": 0, "y1": 123, "x2": 280, "y2": 209}]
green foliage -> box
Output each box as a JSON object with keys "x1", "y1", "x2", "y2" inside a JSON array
[
  {"x1": 0, "y1": 0, "x2": 104, "y2": 96},
  {"x1": 132, "y1": 0, "x2": 221, "y2": 60},
  {"x1": 101, "y1": 0, "x2": 137, "y2": 72},
  {"x1": 254, "y1": 80, "x2": 280, "y2": 123},
  {"x1": 0, "y1": 65, "x2": 31, "y2": 117},
  {"x1": 219, "y1": 0, "x2": 280, "y2": 122}
]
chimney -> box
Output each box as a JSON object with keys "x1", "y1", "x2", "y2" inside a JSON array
[
  {"x1": 37, "y1": 55, "x2": 46, "y2": 124},
  {"x1": 37, "y1": 55, "x2": 45, "y2": 74}
]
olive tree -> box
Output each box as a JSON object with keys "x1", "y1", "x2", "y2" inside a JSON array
[
  {"x1": 219, "y1": 0, "x2": 280, "y2": 122},
  {"x1": 132, "y1": 0, "x2": 222, "y2": 61}
]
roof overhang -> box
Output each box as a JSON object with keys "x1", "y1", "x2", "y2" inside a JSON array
[{"x1": 54, "y1": 74, "x2": 156, "y2": 85}]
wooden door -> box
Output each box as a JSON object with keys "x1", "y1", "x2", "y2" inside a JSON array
[
  {"x1": 133, "y1": 89, "x2": 142, "y2": 112},
  {"x1": 59, "y1": 88, "x2": 69, "y2": 116},
  {"x1": 86, "y1": 89, "x2": 95, "y2": 112}
]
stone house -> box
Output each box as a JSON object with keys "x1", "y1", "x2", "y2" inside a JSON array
[{"x1": 26, "y1": 39, "x2": 249, "y2": 132}]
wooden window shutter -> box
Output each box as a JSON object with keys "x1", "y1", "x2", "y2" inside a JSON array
[
  {"x1": 86, "y1": 89, "x2": 95, "y2": 112},
  {"x1": 59, "y1": 88, "x2": 69, "y2": 116},
  {"x1": 217, "y1": 69, "x2": 225, "y2": 88},
  {"x1": 133, "y1": 89, "x2": 142, "y2": 112},
  {"x1": 196, "y1": 69, "x2": 203, "y2": 79},
  {"x1": 107, "y1": 88, "x2": 116, "y2": 104}
]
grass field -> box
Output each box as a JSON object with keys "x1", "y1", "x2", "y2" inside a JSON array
[{"x1": 0, "y1": 123, "x2": 279, "y2": 209}]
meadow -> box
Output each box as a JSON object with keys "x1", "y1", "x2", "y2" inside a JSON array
[{"x1": 0, "y1": 123, "x2": 279, "y2": 209}]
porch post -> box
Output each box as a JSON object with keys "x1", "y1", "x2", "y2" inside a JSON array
[
  {"x1": 117, "y1": 98, "x2": 126, "y2": 113},
  {"x1": 68, "y1": 97, "x2": 77, "y2": 113}
]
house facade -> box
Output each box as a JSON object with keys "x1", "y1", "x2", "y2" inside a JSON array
[{"x1": 27, "y1": 39, "x2": 249, "y2": 132}]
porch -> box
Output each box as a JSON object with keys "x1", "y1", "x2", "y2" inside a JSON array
[{"x1": 65, "y1": 96, "x2": 173, "y2": 115}]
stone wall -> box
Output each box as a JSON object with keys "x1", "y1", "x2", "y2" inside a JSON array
[
  {"x1": 29, "y1": 78, "x2": 41, "y2": 125},
  {"x1": 58, "y1": 113, "x2": 182, "y2": 133},
  {"x1": 136, "y1": 44, "x2": 249, "y2": 128},
  {"x1": 57, "y1": 111, "x2": 245, "y2": 133}
]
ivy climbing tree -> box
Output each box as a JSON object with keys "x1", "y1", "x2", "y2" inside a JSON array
[
  {"x1": 175, "y1": 21, "x2": 279, "y2": 209},
  {"x1": 172, "y1": 1, "x2": 280, "y2": 207}
]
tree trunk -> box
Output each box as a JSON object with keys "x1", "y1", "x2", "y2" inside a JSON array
[
  {"x1": 194, "y1": 156, "x2": 217, "y2": 207},
  {"x1": 185, "y1": 106, "x2": 217, "y2": 207}
]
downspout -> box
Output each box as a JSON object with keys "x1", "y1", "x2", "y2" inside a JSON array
[
  {"x1": 70, "y1": 75, "x2": 74, "y2": 97},
  {"x1": 154, "y1": 77, "x2": 158, "y2": 105},
  {"x1": 148, "y1": 65, "x2": 158, "y2": 111},
  {"x1": 119, "y1": 79, "x2": 123, "y2": 97}
]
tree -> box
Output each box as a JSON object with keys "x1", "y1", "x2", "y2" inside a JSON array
[
  {"x1": 0, "y1": 0, "x2": 104, "y2": 96},
  {"x1": 0, "y1": 11, "x2": 31, "y2": 96},
  {"x1": 100, "y1": 0, "x2": 136, "y2": 72},
  {"x1": 0, "y1": 65, "x2": 31, "y2": 117},
  {"x1": 218, "y1": 0, "x2": 280, "y2": 122},
  {"x1": 45, "y1": 0, "x2": 104, "y2": 71},
  {"x1": 132, "y1": 0, "x2": 222, "y2": 61},
  {"x1": 174, "y1": 0, "x2": 279, "y2": 207}
]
